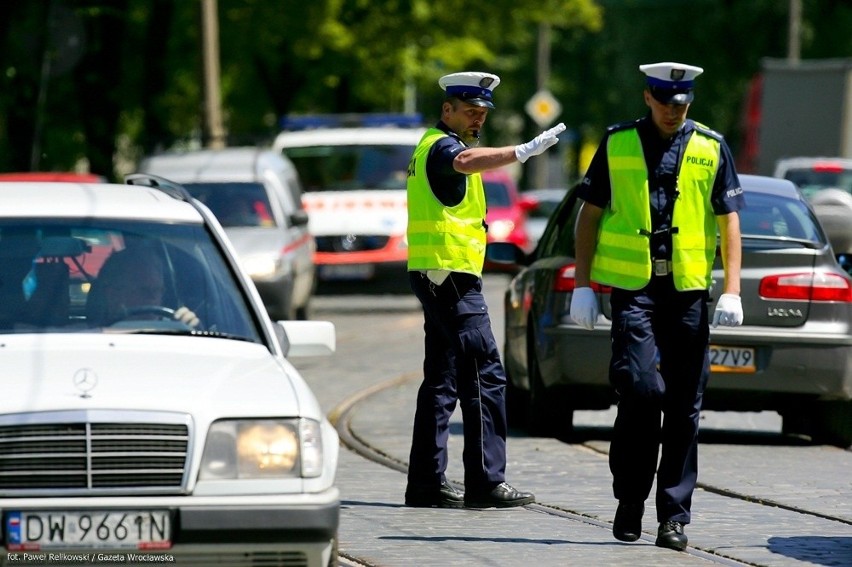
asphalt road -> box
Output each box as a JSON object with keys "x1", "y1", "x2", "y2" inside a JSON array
[{"x1": 293, "y1": 274, "x2": 852, "y2": 567}]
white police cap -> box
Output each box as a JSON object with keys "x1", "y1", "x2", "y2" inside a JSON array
[
  {"x1": 639, "y1": 62, "x2": 704, "y2": 104},
  {"x1": 438, "y1": 71, "x2": 501, "y2": 109}
]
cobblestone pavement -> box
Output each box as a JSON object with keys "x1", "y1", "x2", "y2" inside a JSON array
[
  {"x1": 332, "y1": 377, "x2": 851, "y2": 567},
  {"x1": 299, "y1": 281, "x2": 852, "y2": 567}
]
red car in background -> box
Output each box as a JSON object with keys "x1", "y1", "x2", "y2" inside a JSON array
[
  {"x1": 0, "y1": 172, "x2": 107, "y2": 183},
  {"x1": 482, "y1": 169, "x2": 536, "y2": 253}
]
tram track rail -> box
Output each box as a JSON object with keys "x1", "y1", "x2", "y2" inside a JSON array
[{"x1": 578, "y1": 433, "x2": 852, "y2": 529}]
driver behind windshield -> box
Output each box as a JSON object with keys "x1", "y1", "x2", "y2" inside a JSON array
[{"x1": 88, "y1": 246, "x2": 199, "y2": 328}]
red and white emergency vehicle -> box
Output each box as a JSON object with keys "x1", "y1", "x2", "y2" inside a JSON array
[{"x1": 273, "y1": 115, "x2": 426, "y2": 291}]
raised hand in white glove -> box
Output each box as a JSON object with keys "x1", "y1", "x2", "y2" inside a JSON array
[
  {"x1": 569, "y1": 286, "x2": 599, "y2": 330},
  {"x1": 515, "y1": 122, "x2": 567, "y2": 163},
  {"x1": 174, "y1": 306, "x2": 201, "y2": 329},
  {"x1": 712, "y1": 293, "x2": 743, "y2": 328}
]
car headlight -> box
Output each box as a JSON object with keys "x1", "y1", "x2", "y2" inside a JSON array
[
  {"x1": 488, "y1": 219, "x2": 515, "y2": 241},
  {"x1": 199, "y1": 418, "x2": 323, "y2": 479},
  {"x1": 242, "y1": 254, "x2": 282, "y2": 279}
]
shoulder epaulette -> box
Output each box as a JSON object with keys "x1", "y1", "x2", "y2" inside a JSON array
[
  {"x1": 691, "y1": 120, "x2": 724, "y2": 142},
  {"x1": 606, "y1": 119, "x2": 640, "y2": 134}
]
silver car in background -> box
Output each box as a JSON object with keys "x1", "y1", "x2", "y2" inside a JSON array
[
  {"x1": 491, "y1": 174, "x2": 852, "y2": 447},
  {"x1": 773, "y1": 157, "x2": 852, "y2": 197},
  {"x1": 773, "y1": 157, "x2": 852, "y2": 272},
  {"x1": 139, "y1": 148, "x2": 316, "y2": 320}
]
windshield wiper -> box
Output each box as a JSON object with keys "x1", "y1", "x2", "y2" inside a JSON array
[{"x1": 106, "y1": 328, "x2": 258, "y2": 342}]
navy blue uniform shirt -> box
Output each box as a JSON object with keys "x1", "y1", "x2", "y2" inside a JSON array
[
  {"x1": 425, "y1": 121, "x2": 469, "y2": 207},
  {"x1": 578, "y1": 115, "x2": 744, "y2": 260}
]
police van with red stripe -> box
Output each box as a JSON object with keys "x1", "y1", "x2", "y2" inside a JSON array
[{"x1": 273, "y1": 115, "x2": 426, "y2": 292}]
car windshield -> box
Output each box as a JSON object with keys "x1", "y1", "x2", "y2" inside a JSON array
[
  {"x1": 282, "y1": 145, "x2": 413, "y2": 192},
  {"x1": 783, "y1": 168, "x2": 852, "y2": 198},
  {"x1": 181, "y1": 182, "x2": 276, "y2": 228},
  {"x1": 484, "y1": 181, "x2": 511, "y2": 207},
  {"x1": 739, "y1": 191, "x2": 822, "y2": 242},
  {"x1": 0, "y1": 219, "x2": 261, "y2": 340}
]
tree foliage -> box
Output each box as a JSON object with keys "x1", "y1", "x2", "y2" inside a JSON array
[{"x1": 0, "y1": 0, "x2": 849, "y2": 181}]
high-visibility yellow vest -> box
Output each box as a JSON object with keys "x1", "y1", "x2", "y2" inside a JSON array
[
  {"x1": 591, "y1": 125, "x2": 721, "y2": 291},
  {"x1": 406, "y1": 128, "x2": 488, "y2": 276}
]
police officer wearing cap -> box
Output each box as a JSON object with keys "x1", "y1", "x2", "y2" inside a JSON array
[
  {"x1": 404, "y1": 71, "x2": 565, "y2": 509},
  {"x1": 569, "y1": 62, "x2": 745, "y2": 549}
]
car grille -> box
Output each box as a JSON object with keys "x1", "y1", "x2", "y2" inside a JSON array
[
  {"x1": 0, "y1": 419, "x2": 190, "y2": 494},
  {"x1": 315, "y1": 234, "x2": 389, "y2": 253}
]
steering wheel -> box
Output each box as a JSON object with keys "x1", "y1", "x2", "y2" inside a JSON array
[
  {"x1": 107, "y1": 305, "x2": 201, "y2": 331},
  {"x1": 118, "y1": 305, "x2": 176, "y2": 321},
  {"x1": 109, "y1": 305, "x2": 190, "y2": 329}
]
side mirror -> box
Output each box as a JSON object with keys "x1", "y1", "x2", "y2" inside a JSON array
[
  {"x1": 484, "y1": 242, "x2": 527, "y2": 275},
  {"x1": 290, "y1": 209, "x2": 310, "y2": 228},
  {"x1": 275, "y1": 320, "x2": 336, "y2": 357}
]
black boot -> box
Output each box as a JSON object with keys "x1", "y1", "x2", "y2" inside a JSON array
[
  {"x1": 463, "y1": 482, "x2": 535, "y2": 508},
  {"x1": 655, "y1": 520, "x2": 688, "y2": 551},
  {"x1": 405, "y1": 481, "x2": 465, "y2": 508},
  {"x1": 612, "y1": 501, "x2": 644, "y2": 542}
]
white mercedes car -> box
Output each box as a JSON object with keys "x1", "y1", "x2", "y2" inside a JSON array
[{"x1": 0, "y1": 175, "x2": 339, "y2": 566}]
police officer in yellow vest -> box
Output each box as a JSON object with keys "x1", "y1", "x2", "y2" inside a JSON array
[
  {"x1": 570, "y1": 62, "x2": 745, "y2": 550},
  {"x1": 405, "y1": 71, "x2": 565, "y2": 509}
]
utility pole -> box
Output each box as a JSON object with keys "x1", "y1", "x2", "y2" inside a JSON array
[
  {"x1": 533, "y1": 22, "x2": 551, "y2": 189},
  {"x1": 31, "y1": 2, "x2": 55, "y2": 170},
  {"x1": 787, "y1": 0, "x2": 801, "y2": 63},
  {"x1": 201, "y1": 0, "x2": 226, "y2": 148}
]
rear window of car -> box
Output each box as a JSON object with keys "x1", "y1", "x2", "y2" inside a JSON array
[
  {"x1": 536, "y1": 185, "x2": 823, "y2": 258},
  {"x1": 282, "y1": 145, "x2": 414, "y2": 192},
  {"x1": 181, "y1": 182, "x2": 276, "y2": 228},
  {"x1": 783, "y1": 168, "x2": 852, "y2": 198},
  {"x1": 529, "y1": 197, "x2": 563, "y2": 219},
  {"x1": 740, "y1": 191, "x2": 822, "y2": 242}
]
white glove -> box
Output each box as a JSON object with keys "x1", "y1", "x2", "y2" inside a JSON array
[
  {"x1": 712, "y1": 294, "x2": 743, "y2": 328},
  {"x1": 174, "y1": 306, "x2": 200, "y2": 329},
  {"x1": 515, "y1": 123, "x2": 567, "y2": 163},
  {"x1": 569, "y1": 287, "x2": 599, "y2": 330}
]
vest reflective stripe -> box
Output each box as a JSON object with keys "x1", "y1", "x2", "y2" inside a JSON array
[
  {"x1": 591, "y1": 127, "x2": 721, "y2": 291},
  {"x1": 406, "y1": 128, "x2": 487, "y2": 276}
]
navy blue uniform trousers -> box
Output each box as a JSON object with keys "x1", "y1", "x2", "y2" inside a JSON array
[
  {"x1": 608, "y1": 274, "x2": 710, "y2": 524},
  {"x1": 407, "y1": 271, "x2": 507, "y2": 490}
]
